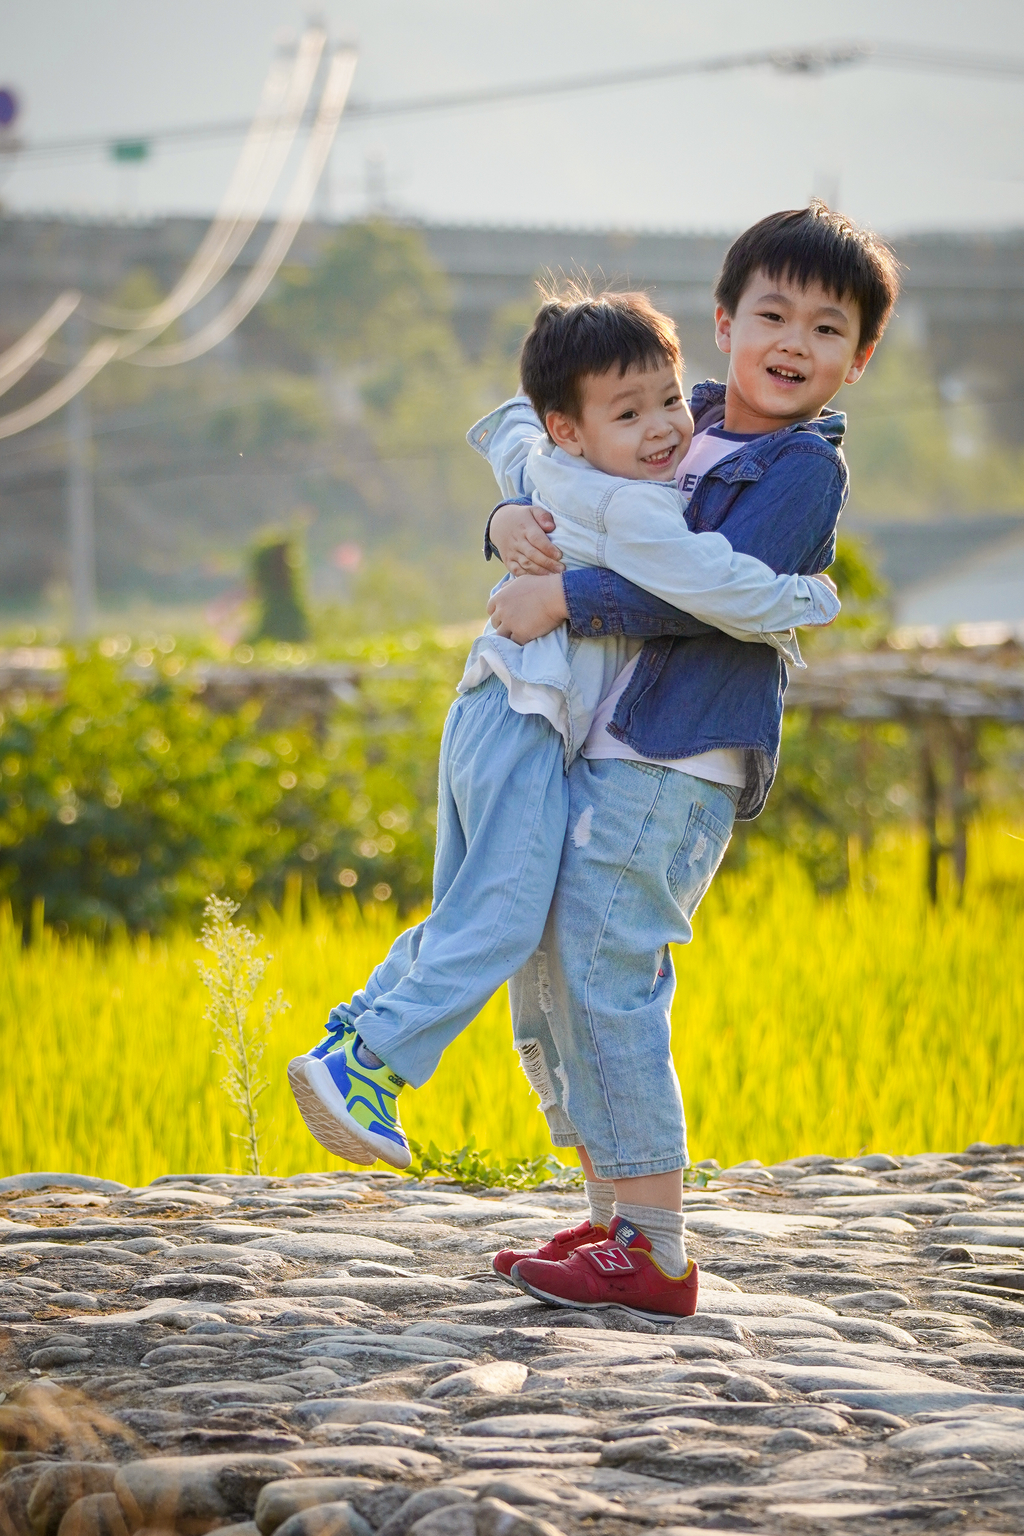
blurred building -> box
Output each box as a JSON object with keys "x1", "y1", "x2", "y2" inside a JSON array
[{"x1": 851, "y1": 516, "x2": 1024, "y2": 636}]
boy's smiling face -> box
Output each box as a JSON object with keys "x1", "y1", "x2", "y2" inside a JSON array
[
  {"x1": 716, "y1": 270, "x2": 875, "y2": 435},
  {"x1": 545, "y1": 360, "x2": 694, "y2": 481}
]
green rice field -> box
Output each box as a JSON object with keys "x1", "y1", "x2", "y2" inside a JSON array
[{"x1": 1, "y1": 820, "x2": 1021, "y2": 1183}]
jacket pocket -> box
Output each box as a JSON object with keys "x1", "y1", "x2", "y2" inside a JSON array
[{"x1": 667, "y1": 801, "x2": 733, "y2": 918}]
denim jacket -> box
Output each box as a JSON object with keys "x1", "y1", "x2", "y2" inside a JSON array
[
  {"x1": 559, "y1": 380, "x2": 848, "y2": 819},
  {"x1": 464, "y1": 397, "x2": 839, "y2": 764}
]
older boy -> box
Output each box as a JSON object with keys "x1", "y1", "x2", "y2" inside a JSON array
[{"x1": 487, "y1": 203, "x2": 899, "y2": 1319}]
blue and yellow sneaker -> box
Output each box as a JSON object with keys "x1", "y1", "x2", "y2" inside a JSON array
[{"x1": 288, "y1": 1026, "x2": 411, "y2": 1169}]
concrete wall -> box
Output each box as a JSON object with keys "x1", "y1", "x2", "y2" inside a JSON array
[{"x1": 3, "y1": 213, "x2": 1023, "y2": 436}]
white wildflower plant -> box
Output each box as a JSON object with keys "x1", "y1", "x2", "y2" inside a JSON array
[{"x1": 197, "y1": 894, "x2": 289, "y2": 1174}]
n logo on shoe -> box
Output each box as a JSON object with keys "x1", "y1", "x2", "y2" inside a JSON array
[{"x1": 588, "y1": 1245, "x2": 635, "y2": 1274}]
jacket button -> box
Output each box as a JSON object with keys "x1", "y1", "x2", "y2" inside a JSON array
[{"x1": 590, "y1": 616, "x2": 603, "y2": 630}]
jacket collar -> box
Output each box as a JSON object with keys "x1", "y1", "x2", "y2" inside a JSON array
[{"x1": 689, "y1": 378, "x2": 846, "y2": 449}]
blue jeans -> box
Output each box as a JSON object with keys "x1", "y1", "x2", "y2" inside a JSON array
[
  {"x1": 329, "y1": 676, "x2": 568, "y2": 1087},
  {"x1": 509, "y1": 757, "x2": 737, "y2": 1180}
]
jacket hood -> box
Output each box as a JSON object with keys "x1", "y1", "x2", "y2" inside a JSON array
[{"x1": 689, "y1": 378, "x2": 846, "y2": 449}]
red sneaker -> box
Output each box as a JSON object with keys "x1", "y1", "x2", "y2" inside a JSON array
[
  {"x1": 509, "y1": 1216, "x2": 699, "y2": 1321},
  {"x1": 492, "y1": 1219, "x2": 608, "y2": 1280}
]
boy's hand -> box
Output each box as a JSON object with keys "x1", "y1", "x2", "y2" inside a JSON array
[
  {"x1": 487, "y1": 574, "x2": 568, "y2": 642},
  {"x1": 490, "y1": 503, "x2": 565, "y2": 575},
  {"x1": 810, "y1": 571, "x2": 839, "y2": 623}
]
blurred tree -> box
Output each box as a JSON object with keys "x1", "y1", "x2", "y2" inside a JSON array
[
  {"x1": 209, "y1": 377, "x2": 328, "y2": 453},
  {"x1": 250, "y1": 536, "x2": 310, "y2": 642},
  {"x1": 268, "y1": 218, "x2": 453, "y2": 369},
  {"x1": 739, "y1": 534, "x2": 909, "y2": 890},
  {"x1": 268, "y1": 220, "x2": 505, "y2": 627},
  {"x1": 810, "y1": 533, "x2": 889, "y2": 642},
  {"x1": 0, "y1": 641, "x2": 465, "y2": 933}
]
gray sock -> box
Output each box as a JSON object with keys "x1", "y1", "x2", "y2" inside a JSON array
[
  {"x1": 614, "y1": 1201, "x2": 687, "y2": 1277},
  {"x1": 353, "y1": 1035, "x2": 386, "y2": 1070},
  {"x1": 584, "y1": 1178, "x2": 615, "y2": 1232}
]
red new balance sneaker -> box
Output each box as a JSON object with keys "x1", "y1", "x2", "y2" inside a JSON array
[
  {"x1": 509, "y1": 1216, "x2": 699, "y2": 1321},
  {"x1": 492, "y1": 1219, "x2": 608, "y2": 1280}
]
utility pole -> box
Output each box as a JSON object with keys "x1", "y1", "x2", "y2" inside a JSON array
[{"x1": 66, "y1": 351, "x2": 96, "y2": 640}]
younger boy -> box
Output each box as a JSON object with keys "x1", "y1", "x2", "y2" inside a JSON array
[
  {"x1": 482, "y1": 202, "x2": 899, "y2": 1319},
  {"x1": 287, "y1": 288, "x2": 838, "y2": 1172}
]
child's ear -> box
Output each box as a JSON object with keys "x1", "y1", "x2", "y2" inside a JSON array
[
  {"x1": 714, "y1": 305, "x2": 733, "y2": 355},
  {"x1": 546, "y1": 410, "x2": 585, "y2": 456},
  {"x1": 844, "y1": 341, "x2": 875, "y2": 386}
]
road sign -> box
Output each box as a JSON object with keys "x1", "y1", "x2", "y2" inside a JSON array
[
  {"x1": 110, "y1": 138, "x2": 150, "y2": 162},
  {"x1": 0, "y1": 87, "x2": 19, "y2": 129}
]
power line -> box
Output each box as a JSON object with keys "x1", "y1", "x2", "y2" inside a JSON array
[
  {"x1": 81, "y1": 29, "x2": 327, "y2": 332},
  {"x1": 0, "y1": 28, "x2": 359, "y2": 643},
  {"x1": 0, "y1": 29, "x2": 329, "y2": 408},
  {"x1": 8, "y1": 40, "x2": 1024, "y2": 170},
  {"x1": 130, "y1": 49, "x2": 356, "y2": 368},
  {"x1": 0, "y1": 35, "x2": 357, "y2": 438}
]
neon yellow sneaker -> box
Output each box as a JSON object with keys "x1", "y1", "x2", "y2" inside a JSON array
[{"x1": 288, "y1": 1026, "x2": 411, "y2": 1169}]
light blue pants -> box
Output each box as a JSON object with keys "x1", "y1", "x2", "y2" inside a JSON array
[
  {"x1": 329, "y1": 676, "x2": 568, "y2": 1087},
  {"x1": 509, "y1": 756, "x2": 737, "y2": 1181}
]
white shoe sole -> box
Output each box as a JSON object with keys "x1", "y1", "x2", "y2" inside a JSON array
[
  {"x1": 510, "y1": 1268, "x2": 691, "y2": 1323},
  {"x1": 287, "y1": 1054, "x2": 411, "y2": 1170}
]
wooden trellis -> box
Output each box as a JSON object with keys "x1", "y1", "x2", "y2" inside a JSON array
[{"x1": 786, "y1": 646, "x2": 1024, "y2": 899}]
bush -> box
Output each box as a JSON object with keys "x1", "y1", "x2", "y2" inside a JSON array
[
  {"x1": 0, "y1": 637, "x2": 465, "y2": 934},
  {"x1": 739, "y1": 710, "x2": 918, "y2": 892},
  {"x1": 4, "y1": 621, "x2": 1020, "y2": 934}
]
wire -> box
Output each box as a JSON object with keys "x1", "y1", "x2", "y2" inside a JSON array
[
  {"x1": 0, "y1": 38, "x2": 357, "y2": 436},
  {"x1": 0, "y1": 291, "x2": 82, "y2": 400},
  {"x1": 0, "y1": 336, "x2": 121, "y2": 438},
  {"x1": 8, "y1": 40, "x2": 1024, "y2": 169},
  {"x1": 82, "y1": 29, "x2": 327, "y2": 332},
  {"x1": 870, "y1": 42, "x2": 1024, "y2": 79},
  {"x1": 0, "y1": 31, "x2": 1018, "y2": 434},
  {"x1": 128, "y1": 48, "x2": 357, "y2": 368}
]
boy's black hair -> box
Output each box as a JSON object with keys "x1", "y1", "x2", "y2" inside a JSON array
[
  {"x1": 715, "y1": 201, "x2": 900, "y2": 348},
  {"x1": 520, "y1": 284, "x2": 681, "y2": 424}
]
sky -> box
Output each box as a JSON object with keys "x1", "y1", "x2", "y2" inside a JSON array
[{"x1": 2, "y1": 0, "x2": 1024, "y2": 234}]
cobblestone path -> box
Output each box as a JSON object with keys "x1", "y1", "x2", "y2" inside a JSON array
[{"x1": 2, "y1": 1144, "x2": 1024, "y2": 1534}]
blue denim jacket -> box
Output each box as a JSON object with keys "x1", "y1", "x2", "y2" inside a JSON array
[{"x1": 561, "y1": 380, "x2": 848, "y2": 819}]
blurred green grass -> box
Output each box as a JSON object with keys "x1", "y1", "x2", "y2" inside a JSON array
[{"x1": 1, "y1": 820, "x2": 1021, "y2": 1183}]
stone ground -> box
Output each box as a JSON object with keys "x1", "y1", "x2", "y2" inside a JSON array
[{"x1": 2, "y1": 1146, "x2": 1024, "y2": 1536}]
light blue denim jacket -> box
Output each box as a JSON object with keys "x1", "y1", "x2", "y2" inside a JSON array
[{"x1": 459, "y1": 397, "x2": 840, "y2": 764}]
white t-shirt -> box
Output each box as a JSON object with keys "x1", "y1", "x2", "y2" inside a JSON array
[
  {"x1": 581, "y1": 425, "x2": 766, "y2": 790},
  {"x1": 677, "y1": 424, "x2": 763, "y2": 507}
]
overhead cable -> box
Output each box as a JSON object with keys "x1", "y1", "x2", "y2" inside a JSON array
[
  {"x1": 8, "y1": 39, "x2": 1024, "y2": 167},
  {"x1": 128, "y1": 47, "x2": 357, "y2": 367},
  {"x1": 0, "y1": 290, "x2": 82, "y2": 400},
  {"x1": 0, "y1": 336, "x2": 121, "y2": 439},
  {"x1": 82, "y1": 28, "x2": 326, "y2": 332},
  {"x1": 0, "y1": 37, "x2": 357, "y2": 437}
]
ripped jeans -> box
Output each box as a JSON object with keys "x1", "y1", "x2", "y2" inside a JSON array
[
  {"x1": 509, "y1": 756, "x2": 737, "y2": 1181},
  {"x1": 328, "y1": 675, "x2": 569, "y2": 1087}
]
